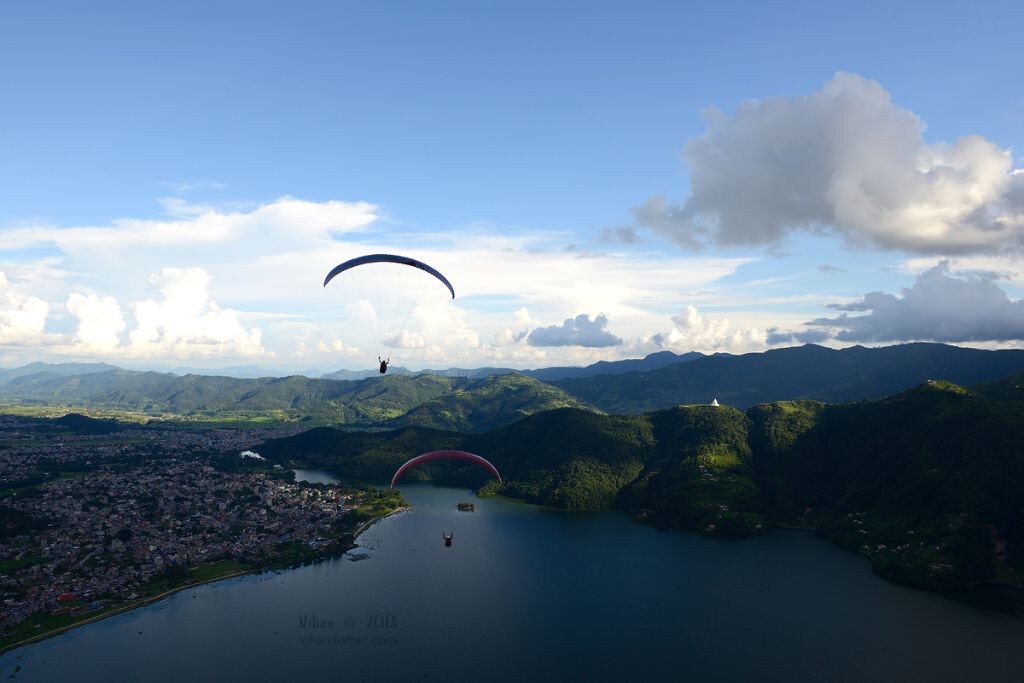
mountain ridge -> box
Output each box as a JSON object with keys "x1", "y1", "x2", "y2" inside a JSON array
[{"x1": 552, "y1": 342, "x2": 1024, "y2": 412}]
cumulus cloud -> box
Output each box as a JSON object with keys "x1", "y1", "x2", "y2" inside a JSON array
[
  {"x1": 127, "y1": 267, "x2": 267, "y2": 357},
  {"x1": 410, "y1": 299, "x2": 481, "y2": 351},
  {"x1": 384, "y1": 330, "x2": 426, "y2": 349},
  {"x1": 527, "y1": 313, "x2": 622, "y2": 348},
  {"x1": 513, "y1": 307, "x2": 535, "y2": 327},
  {"x1": 635, "y1": 72, "x2": 1024, "y2": 254},
  {"x1": 645, "y1": 305, "x2": 767, "y2": 353},
  {"x1": 65, "y1": 292, "x2": 126, "y2": 351},
  {"x1": 23, "y1": 196, "x2": 372, "y2": 247},
  {"x1": 0, "y1": 193, "x2": 761, "y2": 366},
  {"x1": 0, "y1": 273, "x2": 49, "y2": 344},
  {"x1": 494, "y1": 328, "x2": 527, "y2": 346},
  {"x1": 765, "y1": 328, "x2": 832, "y2": 346},
  {"x1": 493, "y1": 307, "x2": 536, "y2": 347},
  {"x1": 807, "y1": 262, "x2": 1024, "y2": 342}
]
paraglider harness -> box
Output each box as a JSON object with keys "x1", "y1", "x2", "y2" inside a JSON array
[{"x1": 379, "y1": 356, "x2": 390, "y2": 374}]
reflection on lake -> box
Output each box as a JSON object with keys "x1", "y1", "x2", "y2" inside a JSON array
[{"x1": 3, "y1": 482, "x2": 1023, "y2": 682}]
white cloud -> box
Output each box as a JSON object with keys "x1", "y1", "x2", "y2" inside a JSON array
[
  {"x1": 808, "y1": 262, "x2": 1024, "y2": 342},
  {"x1": 127, "y1": 267, "x2": 268, "y2": 357},
  {"x1": 383, "y1": 330, "x2": 426, "y2": 349},
  {"x1": 636, "y1": 72, "x2": 1024, "y2": 254},
  {"x1": 65, "y1": 292, "x2": 125, "y2": 351},
  {"x1": 901, "y1": 254, "x2": 1024, "y2": 288},
  {"x1": 644, "y1": 305, "x2": 767, "y2": 353},
  {"x1": 494, "y1": 327, "x2": 527, "y2": 346},
  {"x1": 0, "y1": 196, "x2": 763, "y2": 367},
  {"x1": 0, "y1": 196, "x2": 377, "y2": 254},
  {"x1": 409, "y1": 300, "x2": 480, "y2": 350},
  {"x1": 0, "y1": 273, "x2": 49, "y2": 344},
  {"x1": 492, "y1": 307, "x2": 535, "y2": 346},
  {"x1": 527, "y1": 313, "x2": 623, "y2": 348}
]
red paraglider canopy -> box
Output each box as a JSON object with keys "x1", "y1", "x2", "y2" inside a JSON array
[{"x1": 390, "y1": 450, "x2": 502, "y2": 488}]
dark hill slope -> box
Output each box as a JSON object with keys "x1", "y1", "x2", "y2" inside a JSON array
[
  {"x1": 618, "y1": 405, "x2": 765, "y2": 535},
  {"x1": 748, "y1": 377, "x2": 1024, "y2": 590},
  {"x1": 525, "y1": 350, "x2": 704, "y2": 381},
  {"x1": 258, "y1": 425, "x2": 460, "y2": 482},
  {"x1": 466, "y1": 408, "x2": 655, "y2": 508},
  {"x1": 53, "y1": 413, "x2": 124, "y2": 434}
]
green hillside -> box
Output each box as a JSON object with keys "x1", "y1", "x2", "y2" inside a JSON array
[
  {"x1": 257, "y1": 373, "x2": 1024, "y2": 594},
  {"x1": 260, "y1": 425, "x2": 461, "y2": 481},
  {"x1": 387, "y1": 373, "x2": 597, "y2": 432},
  {"x1": 0, "y1": 370, "x2": 456, "y2": 420},
  {"x1": 750, "y1": 378, "x2": 1024, "y2": 590},
  {"x1": 467, "y1": 408, "x2": 653, "y2": 508},
  {"x1": 0, "y1": 370, "x2": 588, "y2": 430}
]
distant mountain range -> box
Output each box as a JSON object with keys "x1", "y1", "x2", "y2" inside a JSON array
[
  {"x1": 0, "y1": 349, "x2": 705, "y2": 385},
  {"x1": 552, "y1": 342, "x2": 1024, "y2": 411},
  {"x1": 165, "y1": 365, "x2": 321, "y2": 379},
  {"x1": 524, "y1": 350, "x2": 706, "y2": 381},
  {"x1": 318, "y1": 349, "x2": 705, "y2": 382},
  {"x1": 0, "y1": 368, "x2": 592, "y2": 431},
  {"x1": 5, "y1": 344, "x2": 1024, "y2": 432},
  {"x1": 0, "y1": 362, "x2": 119, "y2": 385}
]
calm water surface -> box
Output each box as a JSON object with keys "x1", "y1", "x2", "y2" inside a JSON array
[{"x1": 3, "y1": 480, "x2": 1023, "y2": 682}]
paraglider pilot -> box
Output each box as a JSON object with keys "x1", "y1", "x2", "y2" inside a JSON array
[
  {"x1": 379, "y1": 356, "x2": 390, "y2": 374},
  {"x1": 443, "y1": 532, "x2": 453, "y2": 547}
]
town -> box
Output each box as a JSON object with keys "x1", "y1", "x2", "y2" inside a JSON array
[{"x1": 0, "y1": 415, "x2": 395, "y2": 649}]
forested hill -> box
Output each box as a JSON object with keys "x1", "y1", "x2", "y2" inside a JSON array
[
  {"x1": 259, "y1": 371, "x2": 1024, "y2": 594},
  {"x1": 385, "y1": 373, "x2": 598, "y2": 432},
  {"x1": 0, "y1": 369, "x2": 591, "y2": 431},
  {"x1": 5, "y1": 343, "x2": 1024, "y2": 432},
  {"x1": 552, "y1": 342, "x2": 1024, "y2": 412},
  {"x1": 0, "y1": 369, "x2": 457, "y2": 423}
]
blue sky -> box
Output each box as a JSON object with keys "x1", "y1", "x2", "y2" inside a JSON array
[{"x1": 1, "y1": 1, "x2": 1023, "y2": 371}]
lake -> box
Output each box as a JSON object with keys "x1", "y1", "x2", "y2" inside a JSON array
[{"x1": 3, "y1": 477, "x2": 1023, "y2": 682}]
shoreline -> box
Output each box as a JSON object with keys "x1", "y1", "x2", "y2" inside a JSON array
[{"x1": 0, "y1": 504, "x2": 409, "y2": 657}]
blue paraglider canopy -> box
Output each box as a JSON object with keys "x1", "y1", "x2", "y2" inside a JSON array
[{"x1": 323, "y1": 254, "x2": 455, "y2": 299}]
